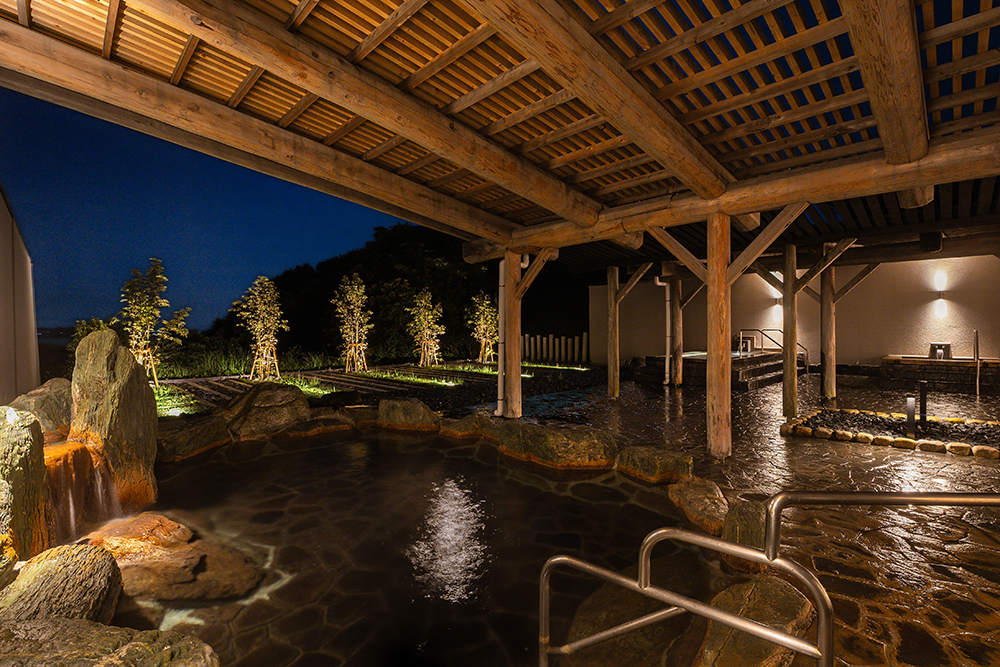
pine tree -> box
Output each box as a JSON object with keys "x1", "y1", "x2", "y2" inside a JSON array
[
  {"x1": 332, "y1": 273, "x2": 373, "y2": 373},
  {"x1": 231, "y1": 276, "x2": 289, "y2": 381},
  {"x1": 406, "y1": 288, "x2": 445, "y2": 367},
  {"x1": 120, "y1": 258, "x2": 190, "y2": 387},
  {"x1": 466, "y1": 292, "x2": 498, "y2": 363}
]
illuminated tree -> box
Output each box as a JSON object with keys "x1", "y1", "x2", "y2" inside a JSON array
[
  {"x1": 466, "y1": 292, "x2": 498, "y2": 363},
  {"x1": 407, "y1": 288, "x2": 444, "y2": 367},
  {"x1": 332, "y1": 273, "x2": 373, "y2": 373},
  {"x1": 120, "y1": 258, "x2": 190, "y2": 387},
  {"x1": 231, "y1": 276, "x2": 289, "y2": 381}
]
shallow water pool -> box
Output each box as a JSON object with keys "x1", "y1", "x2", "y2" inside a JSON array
[{"x1": 151, "y1": 430, "x2": 694, "y2": 667}]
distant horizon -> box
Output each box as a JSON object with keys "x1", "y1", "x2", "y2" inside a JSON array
[{"x1": 0, "y1": 86, "x2": 402, "y2": 331}]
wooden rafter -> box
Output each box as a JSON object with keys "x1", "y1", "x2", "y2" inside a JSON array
[
  {"x1": 514, "y1": 248, "x2": 558, "y2": 300},
  {"x1": 0, "y1": 21, "x2": 515, "y2": 244},
  {"x1": 284, "y1": 0, "x2": 320, "y2": 30},
  {"x1": 15, "y1": 0, "x2": 29, "y2": 26},
  {"x1": 169, "y1": 36, "x2": 199, "y2": 86},
  {"x1": 481, "y1": 89, "x2": 575, "y2": 136},
  {"x1": 127, "y1": 0, "x2": 603, "y2": 228},
  {"x1": 227, "y1": 65, "x2": 264, "y2": 108},
  {"x1": 835, "y1": 263, "x2": 880, "y2": 303},
  {"x1": 102, "y1": 0, "x2": 122, "y2": 59},
  {"x1": 840, "y1": 0, "x2": 927, "y2": 165},
  {"x1": 399, "y1": 24, "x2": 496, "y2": 92},
  {"x1": 793, "y1": 237, "x2": 856, "y2": 293},
  {"x1": 347, "y1": 0, "x2": 429, "y2": 63},
  {"x1": 727, "y1": 203, "x2": 809, "y2": 285},
  {"x1": 278, "y1": 92, "x2": 319, "y2": 129},
  {"x1": 464, "y1": 0, "x2": 733, "y2": 199},
  {"x1": 616, "y1": 262, "x2": 653, "y2": 304},
  {"x1": 322, "y1": 115, "x2": 364, "y2": 146},
  {"x1": 646, "y1": 227, "x2": 707, "y2": 283}
]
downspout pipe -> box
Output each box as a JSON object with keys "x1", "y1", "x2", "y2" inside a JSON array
[{"x1": 654, "y1": 275, "x2": 672, "y2": 386}]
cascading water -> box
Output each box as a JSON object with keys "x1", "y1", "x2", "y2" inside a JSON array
[{"x1": 44, "y1": 442, "x2": 123, "y2": 543}]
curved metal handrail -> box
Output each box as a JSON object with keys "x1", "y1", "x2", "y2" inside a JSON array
[{"x1": 739, "y1": 327, "x2": 809, "y2": 372}]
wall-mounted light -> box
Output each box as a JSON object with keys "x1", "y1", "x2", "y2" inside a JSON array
[{"x1": 933, "y1": 270, "x2": 947, "y2": 298}]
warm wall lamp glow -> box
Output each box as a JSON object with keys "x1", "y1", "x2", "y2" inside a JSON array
[
  {"x1": 933, "y1": 270, "x2": 947, "y2": 297},
  {"x1": 935, "y1": 299, "x2": 948, "y2": 318}
]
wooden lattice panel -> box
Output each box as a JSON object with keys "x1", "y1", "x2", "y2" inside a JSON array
[
  {"x1": 115, "y1": 6, "x2": 189, "y2": 81},
  {"x1": 236, "y1": 71, "x2": 308, "y2": 125},
  {"x1": 30, "y1": 0, "x2": 108, "y2": 54},
  {"x1": 181, "y1": 43, "x2": 256, "y2": 106},
  {"x1": 288, "y1": 98, "x2": 355, "y2": 142}
]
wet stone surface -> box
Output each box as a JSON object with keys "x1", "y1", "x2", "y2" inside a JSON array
[{"x1": 144, "y1": 375, "x2": 1000, "y2": 666}]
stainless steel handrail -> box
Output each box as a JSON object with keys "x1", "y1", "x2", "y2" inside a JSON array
[
  {"x1": 764, "y1": 490, "x2": 1000, "y2": 560},
  {"x1": 738, "y1": 328, "x2": 810, "y2": 372},
  {"x1": 540, "y1": 528, "x2": 834, "y2": 667}
]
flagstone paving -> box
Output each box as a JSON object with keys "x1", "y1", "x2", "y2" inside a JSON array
[{"x1": 147, "y1": 375, "x2": 1000, "y2": 666}]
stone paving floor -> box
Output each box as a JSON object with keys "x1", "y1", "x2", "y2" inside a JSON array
[{"x1": 144, "y1": 376, "x2": 1000, "y2": 667}]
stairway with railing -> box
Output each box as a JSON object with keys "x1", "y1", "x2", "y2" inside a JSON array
[{"x1": 539, "y1": 490, "x2": 1000, "y2": 666}]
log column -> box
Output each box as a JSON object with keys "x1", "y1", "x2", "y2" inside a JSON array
[
  {"x1": 670, "y1": 277, "x2": 683, "y2": 385},
  {"x1": 707, "y1": 212, "x2": 731, "y2": 458},
  {"x1": 503, "y1": 249, "x2": 522, "y2": 418},
  {"x1": 820, "y1": 243, "x2": 836, "y2": 405},
  {"x1": 607, "y1": 266, "x2": 620, "y2": 398},
  {"x1": 782, "y1": 244, "x2": 798, "y2": 418}
]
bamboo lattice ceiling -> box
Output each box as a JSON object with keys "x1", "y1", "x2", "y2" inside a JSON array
[{"x1": 0, "y1": 0, "x2": 998, "y2": 270}]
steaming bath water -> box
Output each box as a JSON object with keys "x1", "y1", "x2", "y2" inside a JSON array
[{"x1": 150, "y1": 430, "x2": 696, "y2": 666}]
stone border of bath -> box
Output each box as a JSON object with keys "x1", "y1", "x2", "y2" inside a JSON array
[{"x1": 779, "y1": 409, "x2": 1000, "y2": 460}]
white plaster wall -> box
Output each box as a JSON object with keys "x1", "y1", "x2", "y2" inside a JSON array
[
  {"x1": 589, "y1": 256, "x2": 1000, "y2": 367},
  {"x1": 0, "y1": 189, "x2": 39, "y2": 404}
]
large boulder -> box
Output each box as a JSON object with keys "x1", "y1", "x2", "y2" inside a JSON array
[
  {"x1": 156, "y1": 414, "x2": 232, "y2": 463},
  {"x1": 498, "y1": 421, "x2": 617, "y2": 470},
  {"x1": 0, "y1": 618, "x2": 219, "y2": 666},
  {"x1": 213, "y1": 382, "x2": 310, "y2": 440},
  {"x1": 563, "y1": 555, "x2": 710, "y2": 667},
  {"x1": 69, "y1": 330, "x2": 157, "y2": 511},
  {"x1": 377, "y1": 398, "x2": 441, "y2": 431},
  {"x1": 83, "y1": 513, "x2": 264, "y2": 601},
  {"x1": 0, "y1": 545, "x2": 121, "y2": 624},
  {"x1": 667, "y1": 477, "x2": 729, "y2": 536},
  {"x1": 10, "y1": 378, "x2": 72, "y2": 444},
  {"x1": 44, "y1": 442, "x2": 103, "y2": 545},
  {"x1": 0, "y1": 509, "x2": 15, "y2": 589},
  {"x1": 0, "y1": 407, "x2": 52, "y2": 558},
  {"x1": 616, "y1": 446, "x2": 693, "y2": 484},
  {"x1": 691, "y1": 577, "x2": 815, "y2": 667}
]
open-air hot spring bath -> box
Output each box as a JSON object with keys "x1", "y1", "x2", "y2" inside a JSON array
[{"x1": 147, "y1": 428, "x2": 699, "y2": 667}]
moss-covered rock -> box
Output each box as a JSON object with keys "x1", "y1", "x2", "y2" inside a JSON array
[
  {"x1": 10, "y1": 378, "x2": 72, "y2": 444},
  {"x1": 157, "y1": 414, "x2": 232, "y2": 463},
  {"x1": 376, "y1": 398, "x2": 440, "y2": 431},
  {"x1": 667, "y1": 477, "x2": 729, "y2": 536},
  {"x1": 616, "y1": 446, "x2": 693, "y2": 484},
  {"x1": 496, "y1": 421, "x2": 616, "y2": 470},
  {"x1": 720, "y1": 498, "x2": 768, "y2": 573},
  {"x1": 213, "y1": 382, "x2": 310, "y2": 440},
  {"x1": 0, "y1": 408, "x2": 52, "y2": 559}
]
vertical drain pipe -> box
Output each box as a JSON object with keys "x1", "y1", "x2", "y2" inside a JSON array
[
  {"x1": 975, "y1": 329, "x2": 981, "y2": 398},
  {"x1": 654, "y1": 274, "x2": 672, "y2": 386}
]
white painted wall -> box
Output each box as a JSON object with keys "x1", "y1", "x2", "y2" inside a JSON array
[
  {"x1": 589, "y1": 256, "x2": 1000, "y2": 366},
  {"x1": 0, "y1": 187, "x2": 39, "y2": 404}
]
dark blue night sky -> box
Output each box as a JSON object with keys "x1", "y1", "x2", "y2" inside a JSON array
[{"x1": 0, "y1": 86, "x2": 398, "y2": 330}]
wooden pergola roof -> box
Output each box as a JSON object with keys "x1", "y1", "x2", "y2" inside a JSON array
[{"x1": 1, "y1": 0, "x2": 999, "y2": 271}]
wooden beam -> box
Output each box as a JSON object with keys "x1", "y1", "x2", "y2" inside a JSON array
[
  {"x1": 616, "y1": 262, "x2": 653, "y2": 304},
  {"x1": 608, "y1": 231, "x2": 644, "y2": 250},
  {"x1": 16, "y1": 0, "x2": 29, "y2": 27},
  {"x1": 442, "y1": 59, "x2": 539, "y2": 115},
  {"x1": 751, "y1": 263, "x2": 784, "y2": 295},
  {"x1": 832, "y1": 234, "x2": 1000, "y2": 265},
  {"x1": 227, "y1": 65, "x2": 264, "y2": 107},
  {"x1": 129, "y1": 0, "x2": 602, "y2": 228},
  {"x1": 464, "y1": 0, "x2": 733, "y2": 199},
  {"x1": 513, "y1": 248, "x2": 557, "y2": 301},
  {"x1": 322, "y1": 115, "x2": 364, "y2": 146},
  {"x1": 362, "y1": 134, "x2": 407, "y2": 161},
  {"x1": 840, "y1": 0, "x2": 927, "y2": 164},
  {"x1": 0, "y1": 66, "x2": 480, "y2": 242},
  {"x1": 897, "y1": 185, "x2": 935, "y2": 209},
  {"x1": 646, "y1": 227, "x2": 707, "y2": 283},
  {"x1": 169, "y1": 35, "x2": 199, "y2": 85},
  {"x1": 733, "y1": 212, "x2": 760, "y2": 232},
  {"x1": 278, "y1": 91, "x2": 318, "y2": 128},
  {"x1": 102, "y1": 0, "x2": 122, "y2": 59},
  {"x1": 681, "y1": 283, "x2": 704, "y2": 309},
  {"x1": 608, "y1": 266, "x2": 620, "y2": 398},
  {"x1": 347, "y1": 0, "x2": 428, "y2": 63},
  {"x1": 284, "y1": 0, "x2": 320, "y2": 30},
  {"x1": 803, "y1": 285, "x2": 820, "y2": 303},
  {"x1": 400, "y1": 23, "x2": 495, "y2": 92},
  {"x1": 834, "y1": 263, "x2": 880, "y2": 303},
  {"x1": 503, "y1": 250, "x2": 522, "y2": 418},
  {"x1": 783, "y1": 244, "x2": 797, "y2": 419},
  {"x1": 727, "y1": 202, "x2": 809, "y2": 285},
  {"x1": 793, "y1": 237, "x2": 855, "y2": 293},
  {"x1": 481, "y1": 89, "x2": 575, "y2": 137},
  {"x1": 0, "y1": 24, "x2": 515, "y2": 244},
  {"x1": 706, "y1": 212, "x2": 731, "y2": 458},
  {"x1": 485, "y1": 125, "x2": 1000, "y2": 256},
  {"x1": 589, "y1": 0, "x2": 663, "y2": 35}
]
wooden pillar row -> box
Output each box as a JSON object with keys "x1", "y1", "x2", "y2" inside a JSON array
[
  {"x1": 706, "y1": 212, "x2": 731, "y2": 459},
  {"x1": 607, "y1": 266, "x2": 620, "y2": 398},
  {"x1": 783, "y1": 244, "x2": 798, "y2": 418}
]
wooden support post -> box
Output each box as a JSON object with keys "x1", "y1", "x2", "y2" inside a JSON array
[
  {"x1": 608, "y1": 266, "x2": 620, "y2": 398},
  {"x1": 707, "y1": 212, "x2": 731, "y2": 458},
  {"x1": 783, "y1": 244, "x2": 798, "y2": 418},
  {"x1": 670, "y1": 278, "x2": 683, "y2": 386},
  {"x1": 821, "y1": 243, "x2": 836, "y2": 405},
  {"x1": 503, "y1": 250, "x2": 522, "y2": 418}
]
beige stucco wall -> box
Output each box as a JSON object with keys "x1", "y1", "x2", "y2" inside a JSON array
[
  {"x1": 0, "y1": 188, "x2": 39, "y2": 404},
  {"x1": 589, "y1": 255, "x2": 1000, "y2": 367}
]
